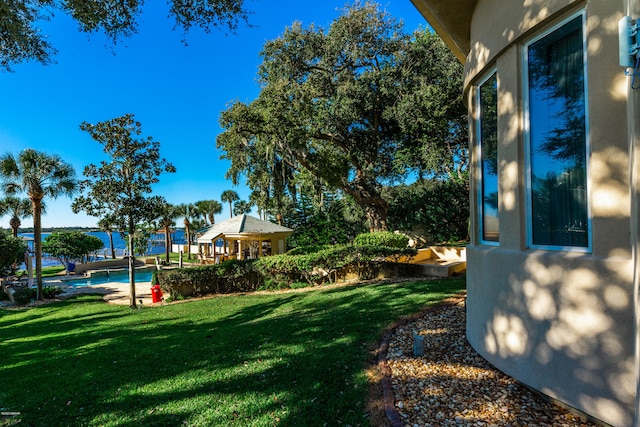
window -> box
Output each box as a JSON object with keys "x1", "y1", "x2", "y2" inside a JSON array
[
  {"x1": 478, "y1": 72, "x2": 499, "y2": 244},
  {"x1": 524, "y1": 13, "x2": 589, "y2": 250}
]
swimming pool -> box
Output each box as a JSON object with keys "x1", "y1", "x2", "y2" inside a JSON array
[{"x1": 63, "y1": 271, "x2": 154, "y2": 287}]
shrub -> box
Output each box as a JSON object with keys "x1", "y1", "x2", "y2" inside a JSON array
[
  {"x1": 12, "y1": 288, "x2": 37, "y2": 305},
  {"x1": 255, "y1": 243, "x2": 417, "y2": 288},
  {"x1": 157, "y1": 260, "x2": 260, "y2": 299},
  {"x1": 11, "y1": 286, "x2": 64, "y2": 305},
  {"x1": 158, "y1": 244, "x2": 417, "y2": 299},
  {"x1": 286, "y1": 245, "x2": 333, "y2": 255},
  {"x1": 0, "y1": 231, "x2": 27, "y2": 276},
  {"x1": 42, "y1": 286, "x2": 64, "y2": 299},
  {"x1": 353, "y1": 231, "x2": 409, "y2": 248},
  {"x1": 385, "y1": 178, "x2": 469, "y2": 243}
]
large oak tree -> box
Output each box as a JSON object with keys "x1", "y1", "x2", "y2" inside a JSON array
[{"x1": 217, "y1": 2, "x2": 465, "y2": 232}]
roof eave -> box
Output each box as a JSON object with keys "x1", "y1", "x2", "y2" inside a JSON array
[{"x1": 410, "y1": 0, "x2": 476, "y2": 64}]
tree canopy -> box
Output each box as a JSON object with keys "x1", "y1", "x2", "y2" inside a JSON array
[
  {"x1": 220, "y1": 190, "x2": 239, "y2": 218},
  {"x1": 217, "y1": 2, "x2": 466, "y2": 232},
  {"x1": 0, "y1": 196, "x2": 33, "y2": 237},
  {"x1": 42, "y1": 231, "x2": 104, "y2": 270},
  {"x1": 0, "y1": 231, "x2": 27, "y2": 277},
  {"x1": 1, "y1": 0, "x2": 250, "y2": 71},
  {"x1": 194, "y1": 199, "x2": 223, "y2": 225},
  {"x1": 72, "y1": 113, "x2": 175, "y2": 307}
]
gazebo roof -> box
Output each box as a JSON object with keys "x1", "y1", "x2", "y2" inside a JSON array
[{"x1": 196, "y1": 214, "x2": 293, "y2": 243}]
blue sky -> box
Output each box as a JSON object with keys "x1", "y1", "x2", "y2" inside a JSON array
[{"x1": 0, "y1": 1, "x2": 428, "y2": 228}]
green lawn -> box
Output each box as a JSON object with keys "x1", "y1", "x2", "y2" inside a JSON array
[{"x1": 0, "y1": 277, "x2": 465, "y2": 427}]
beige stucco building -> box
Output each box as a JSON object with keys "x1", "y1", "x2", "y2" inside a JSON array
[{"x1": 410, "y1": 0, "x2": 640, "y2": 425}]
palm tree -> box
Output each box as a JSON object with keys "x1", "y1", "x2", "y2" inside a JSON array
[
  {"x1": 195, "y1": 199, "x2": 223, "y2": 225},
  {"x1": 176, "y1": 203, "x2": 195, "y2": 259},
  {"x1": 97, "y1": 215, "x2": 117, "y2": 259},
  {"x1": 221, "y1": 190, "x2": 240, "y2": 218},
  {"x1": 233, "y1": 199, "x2": 253, "y2": 216},
  {"x1": 0, "y1": 149, "x2": 76, "y2": 298},
  {"x1": 0, "y1": 196, "x2": 33, "y2": 237},
  {"x1": 154, "y1": 202, "x2": 179, "y2": 264}
]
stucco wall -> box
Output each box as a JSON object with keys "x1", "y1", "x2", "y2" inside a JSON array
[
  {"x1": 467, "y1": 247, "x2": 635, "y2": 426},
  {"x1": 464, "y1": 1, "x2": 636, "y2": 425}
]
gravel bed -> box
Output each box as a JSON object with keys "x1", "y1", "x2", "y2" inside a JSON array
[{"x1": 384, "y1": 299, "x2": 601, "y2": 427}]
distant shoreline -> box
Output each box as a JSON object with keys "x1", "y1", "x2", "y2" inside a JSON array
[
  {"x1": 2, "y1": 226, "x2": 101, "y2": 233},
  {"x1": 3, "y1": 227, "x2": 186, "y2": 233}
]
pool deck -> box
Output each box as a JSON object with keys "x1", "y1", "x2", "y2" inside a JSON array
[{"x1": 46, "y1": 276, "x2": 158, "y2": 306}]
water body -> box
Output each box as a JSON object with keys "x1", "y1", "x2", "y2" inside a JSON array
[{"x1": 18, "y1": 230, "x2": 186, "y2": 268}]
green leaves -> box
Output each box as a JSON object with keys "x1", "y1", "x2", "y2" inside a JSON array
[
  {"x1": 0, "y1": 196, "x2": 33, "y2": 236},
  {"x1": 194, "y1": 199, "x2": 223, "y2": 225},
  {"x1": 353, "y1": 230, "x2": 408, "y2": 248},
  {"x1": 0, "y1": 148, "x2": 77, "y2": 294},
  {"x1": 0, "y1": 231, "x2": 27, "y2": 276},
  {"x1": 41, "y1": 231, "x2": 104, "y2": 267},
  {"x1": 1, "y1": 0, "x2": 250, "y2": 71},
  {"x1": 0, "y1": 149, "x2": 77, "y2": 200},
  {"x1": 218, "y1": 3, "x2": 466, "y2": 231},
  {"x1": 220, "y1": 189, "x2": 240, "y2": 218},
  {"x1": 73, "y1": 114, "x2": 176, "y2": 234},
  {"x1": 73, "y1": 114, "x2": 175, "y2": 306}
]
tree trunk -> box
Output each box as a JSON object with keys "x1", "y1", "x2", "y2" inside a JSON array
[
  {"x1": 344, "y1": 179, "x2": 389, "y2": 232},
  {"x1": 365, "y1": 203, "x2": 389, "y2": 232},
  {"x1": 165, "y1": 226, "x2": 171, "y2": 264},
  {"x1": 184, "y1": 219, "x2": 192, "y2": 260},
  {"x1": 9, "y1": 216, "x2": 20, "y2": 237},
  {"x1": 128, "y1": 219, "x2": 137, "y2": 308},
  {"x1": 31, "y1": 195, "x2": 43, "y2": 299},
  {"x1": 107, "y1": 231, "x2": 115, "y2": 259}
]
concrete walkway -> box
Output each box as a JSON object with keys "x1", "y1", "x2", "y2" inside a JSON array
[{"x1": 50, "y1": 278, "x2": 159, "y2": 306}]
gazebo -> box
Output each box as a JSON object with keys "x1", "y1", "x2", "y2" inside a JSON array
[{"x1": 196, "y1": 214, "x2": 293, "y2": 263}]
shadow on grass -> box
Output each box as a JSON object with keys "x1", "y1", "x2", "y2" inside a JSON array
[{"x1": 0, "y1": 278, "x2": 464, "y2": 427}]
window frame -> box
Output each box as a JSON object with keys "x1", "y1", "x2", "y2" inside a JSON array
[
  {"x1": 476, "y1": 70, "x2": 500, "y2": 246},
  {"x1": 522, "y1": 10, "x2": 592, "y2": 252}
]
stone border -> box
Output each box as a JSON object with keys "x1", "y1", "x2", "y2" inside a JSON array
[{"x1": 376, "y1": 292, "x2": 467, "y2": 427}]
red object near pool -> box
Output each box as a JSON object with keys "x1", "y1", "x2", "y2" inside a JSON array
[{"x1": 151, "y1": 284, "x2": 163, "y2": 303}]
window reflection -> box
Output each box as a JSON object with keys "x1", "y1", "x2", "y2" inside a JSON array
[
  {"x1": 526, "y1": 15, "x2": 588, "y2": 248},
  {"x1": 479, "y1": 73, "x2": 499, "y2": 243}
]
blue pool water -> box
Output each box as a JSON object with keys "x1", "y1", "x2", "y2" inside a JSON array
[{"x1": 64, "y1": 271, "x2": 154, "y2": 287}]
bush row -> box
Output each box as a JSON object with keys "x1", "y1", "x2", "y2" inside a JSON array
[
  {"x1": 156, "y1": 243, "x2": 417, "y2": 298},
  {"x1": 155, "y1": 259, "x2": 260, "y2": 300},
  {"x1": 11, "y1": 286, "x2": 64, "y2": 305},
  {"x1": 353, "y1": 231, "x2": 409, "y2": 248}
]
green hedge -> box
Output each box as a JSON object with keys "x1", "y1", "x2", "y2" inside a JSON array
[
  {"x1": 11, "y1": 286, "x2": 64, "y2": 305},
  {"x1": 353, "y1": 231, "x2": 409, "y2": 248},
  {"x1": 156, "y1": 260, "x2": 260, "y2": 299},
  {"x1": 286, "y1": 245, "x2": 333, "y2": 255},
  {"x1": 157, "y1": 244, "x2": 418, "y2": 299}
]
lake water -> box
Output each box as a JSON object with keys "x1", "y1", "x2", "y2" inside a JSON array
[{"x1": 18, "y1": 230, "x2": 186, "y2": 268}]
